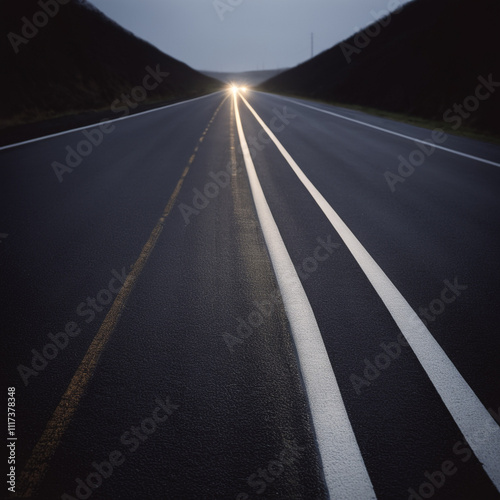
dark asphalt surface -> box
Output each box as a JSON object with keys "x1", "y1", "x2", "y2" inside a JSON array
[{"x1": 1, "y1": 90, "x2": 499, "y2": 500}]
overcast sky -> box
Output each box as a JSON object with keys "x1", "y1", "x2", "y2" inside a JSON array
[{"x1": 89, "y1": 0, "x2": 414, "y2": 73}]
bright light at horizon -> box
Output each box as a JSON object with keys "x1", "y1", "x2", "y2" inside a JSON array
[{"x1": 230, "y1": 85, "x2": 249, "y2": 94}]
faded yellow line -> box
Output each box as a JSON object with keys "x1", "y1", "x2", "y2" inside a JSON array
[{"x1": 17, "y1": 95, "x2": 228, "y2": 497}]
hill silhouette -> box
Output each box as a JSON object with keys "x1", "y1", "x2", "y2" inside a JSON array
[
  {"x1": 260, "y1": 0, "x2": 499, "y2": 136},
  {"x1": 1, "y1": 0, "x2": 221, "y2": 133}
]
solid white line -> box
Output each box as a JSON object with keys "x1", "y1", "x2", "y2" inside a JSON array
[
  {"x1": 272, "y1": 94, "x2": 500, "y2": 168},
  {"x1": 239, "y1": 93, "x2": 500, "y2": 492},
  {"x1": 233, "y1": 92, "x2": 376, "y2": 499},
  {"x1": 0, "y1": 91, "x2": 223, "y2": 152}
]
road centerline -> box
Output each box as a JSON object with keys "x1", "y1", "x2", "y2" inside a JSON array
[
  {"x1": 16, "y1": 95, "x2": 228, "y2": 498},
  {"x1": 233, "y1": 92, "x2": 377, "y2": 499},
  {"x1": 238, "y1": 92, "x2": 500, "y2": 493}
]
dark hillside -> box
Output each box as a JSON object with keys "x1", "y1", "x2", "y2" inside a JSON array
[
  {"x1": 260, "y1": 0, "x2": 499, "y2": 135},
  {"x1": 0, "y1": 0, "x2": 221, "y2": 130}
]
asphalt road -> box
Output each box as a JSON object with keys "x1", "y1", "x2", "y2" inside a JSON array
[{"x1": 1, "y1": 89, "x2": 500, "y2": 500}]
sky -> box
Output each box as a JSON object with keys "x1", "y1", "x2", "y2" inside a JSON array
[{"x1": 89, "y1": 0, "x2": 414, "y2": 73}]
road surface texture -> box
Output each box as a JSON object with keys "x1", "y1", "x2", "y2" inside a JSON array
[{"x1": 2, "y1": 89, "x2": 500, "y2": 500}]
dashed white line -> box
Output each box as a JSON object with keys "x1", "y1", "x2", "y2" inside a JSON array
[
  {"x1": 233, "y1": 92, "x2": 377, "y2": 500},
  {"x1": 239, "y1": 92, "x2": 500, "y2": 492}
]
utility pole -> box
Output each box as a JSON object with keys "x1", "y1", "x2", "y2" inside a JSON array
[{"x1": 311, "y1": 32, "x2": 314, "y2": 58}]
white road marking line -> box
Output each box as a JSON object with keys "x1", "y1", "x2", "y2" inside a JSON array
[
  {"x1": 0, "y1": 91, "x2": 223, "y2": 152},
  {"x1": 272, "y1": 94, "x2": 500, "y2": 168},
  {"x1": 239, "y1": 93, "x2": 500, "y2": 492},
  {"x1": 233, "y1": 92, "x2": 377, "y2": 500}
]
